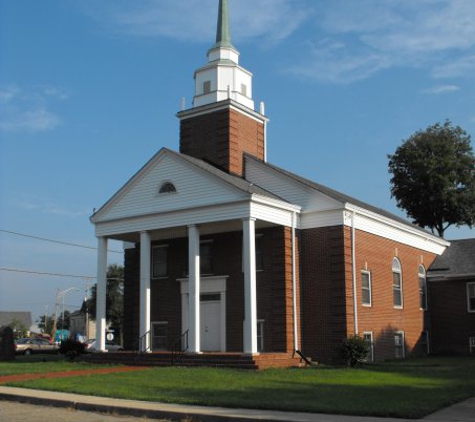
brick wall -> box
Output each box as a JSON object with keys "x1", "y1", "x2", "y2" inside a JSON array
[
  {"x1": 353, "y1": 229, "x2": 438, "y2": 361},
  {"x1": 179, "y1": 107, "x2": 264, "y2": 176},
  {"x1": 427, "y1": 278, "x2": 475, "y2": 356},
  {"x1": 299, "y1": 225, "x2": 438, "y2": 363}
]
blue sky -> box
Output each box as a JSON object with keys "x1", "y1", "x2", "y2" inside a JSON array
[{"x1": 1, "y1": 0, "x2": 474, "y2": 325}]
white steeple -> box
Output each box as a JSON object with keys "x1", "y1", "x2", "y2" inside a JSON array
[{"x1": 193, "y1": 0, "x2": 255, "y2": 110}]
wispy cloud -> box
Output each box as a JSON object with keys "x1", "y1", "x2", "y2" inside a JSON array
[
  {"x1": 77, "y1": 0, "x2": 308, "y2": 45},
  {"x1": 288, "y1": 0, "x2": 475, "y2": 83},
  {"x1": 13, "y1": 196, "x2": 89, "y2": 219},
  {"x1": 420, "y1": 85, "x2": 460, "y2": 95},
  {"x1": 0, "y1": 85, "x2": 68, "y2": 133}
]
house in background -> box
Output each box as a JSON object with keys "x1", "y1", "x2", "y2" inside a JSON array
[
  {"x1": 427, "y1": 239, "x2": 475, "y2": 356},
  {"x1": 0, "y1": 312, "x2": 33, "y2": 336},
  {"x1": 91, "y1": 0, "x2": 450, "y2": 365}
]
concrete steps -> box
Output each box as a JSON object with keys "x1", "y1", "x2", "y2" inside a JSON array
[{"x1": 82, "y1": 351, "x2": 303, "y2": 370}]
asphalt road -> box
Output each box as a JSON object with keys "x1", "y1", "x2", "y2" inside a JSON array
[{"x1": 0, "y1": 401, "x2": 177, "y2": 422}]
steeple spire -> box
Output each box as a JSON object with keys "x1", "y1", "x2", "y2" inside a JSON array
[{"x1": 213, "y1": 0, "x2": 234, "y2": 49}]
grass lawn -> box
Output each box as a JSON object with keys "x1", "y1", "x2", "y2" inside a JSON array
[
  {"x1": 2, "y1": 357, "x2": 475, "y2": 418},
  {"x1": 0, "y1": 354, "x2": 115, "y2": 376}
]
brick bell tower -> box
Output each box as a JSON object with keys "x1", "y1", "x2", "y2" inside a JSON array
[{"x1": 177, "y1": 0, "x2": 268, "y2": 177}]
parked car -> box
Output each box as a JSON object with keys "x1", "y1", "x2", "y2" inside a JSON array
[
  {"x1": 84, "y1": 339, "x2": 124, "y2": 352},
  {"x1": 15, "y1": 338, "x2": 59, "y2": 355}
]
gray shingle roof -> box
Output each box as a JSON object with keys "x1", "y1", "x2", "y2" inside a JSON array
[
  {"x1": 428, "y1": 238, "x2": 475, "y2": 279},
  {"x1": 244, "y1": 154, "x2": 435, "y2": 235},
  {"x1": 0, "y1": 312, "x2": 32, "y2": 329}
]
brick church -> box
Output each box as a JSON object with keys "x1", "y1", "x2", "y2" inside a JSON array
[{"x1": 91, "y1": 0, "x2": 454, "y2": 364}]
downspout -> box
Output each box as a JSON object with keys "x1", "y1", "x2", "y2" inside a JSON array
[
  {"x1": 292, "y1": 211, "x2": 299, "y2": 351},
  {"x1": 351, "y1": 211, "x2": 359, "y2": 335},
  {"x1": 260, "y1": 101, "x2": 267, "y2": 162}
]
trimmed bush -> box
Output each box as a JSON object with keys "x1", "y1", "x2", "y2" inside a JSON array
[{"x1": 342, "y1": 335, "x2": 370, "y2": 367}]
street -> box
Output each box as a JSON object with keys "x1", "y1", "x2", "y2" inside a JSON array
[{"x1": 0, "y1": 401, "x2": 177, "y2": 422}]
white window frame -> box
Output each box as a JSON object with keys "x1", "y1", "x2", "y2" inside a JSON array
[
  {"x1": 392, "y1": 258, "x2": 403, "y2": 309},
  {"x1": 467, "y1": 282, "x2": 475, "y2": 313},
  {"x1": 361, "y1": 270, "x2": 372, "y2": 307},
  {"x1": 419, "y1": 264, "x2": 427, "y2": 310},
  {"x1": 363, "y1": 331, "x2": 374, "y2": 362},
  {"x1": 394, "y1": 331, "x2": 405, "y2": 359},
  {"x1": 470, "y1": 337, "x2": 475, "y2": 355}
]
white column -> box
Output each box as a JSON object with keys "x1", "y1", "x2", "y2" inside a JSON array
[
  {"x1": 188, "y1": 224, "x2": 201, "y2": 353},
  {"x1": 243, "y1": 218, "x2": 258, "y2": 354},
  {"x1": 95, "y1": 236, "x2": 108, "y2": 352},
  {"x1": 140, "y1": 231, "x2": 151, "y2": 352}
]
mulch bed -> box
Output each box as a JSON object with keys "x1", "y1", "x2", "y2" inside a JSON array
[{"x1": 0, "y1": 366, "x2": 149, "y2": 385}]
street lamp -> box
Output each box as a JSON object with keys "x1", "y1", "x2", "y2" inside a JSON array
[{"x1": 52, "y1": 287, "x2": 79, "y2": 342}]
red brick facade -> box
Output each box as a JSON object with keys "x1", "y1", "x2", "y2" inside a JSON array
[
  {"x1": 179, "y1": 104, "x2": 265, "y2": 176},
  {"x1": 299, "y1": 225, "x2": 438, "y2": 363},
  {"x1": 427, "y1": 278, "x2": 475, "y2": 356}
]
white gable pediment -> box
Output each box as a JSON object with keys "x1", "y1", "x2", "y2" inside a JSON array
[{"x1": 92, "y1": 149, "x2": 249, "y2": 224}]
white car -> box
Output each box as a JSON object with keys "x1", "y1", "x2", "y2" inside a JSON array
[{"x1": 85, "y1": 339, "x2": 124, "y2": 352}]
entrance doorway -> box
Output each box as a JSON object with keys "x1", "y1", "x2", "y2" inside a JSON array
[{"x1": 200, "y1": 294, "x2": 221, "y2": 351}]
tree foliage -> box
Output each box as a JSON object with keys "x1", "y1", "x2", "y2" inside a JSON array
[
  {"x1": 388, "y1": 121, "x2": 475, "y2": 237},
  {"x1": 87, "y1": 264, "x2": 124, "y2": 336}
]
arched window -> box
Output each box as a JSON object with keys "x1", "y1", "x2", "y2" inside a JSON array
[
  {"x1": 392, "y1": 258, "x2": 403, "y2": 308},
  {"x1": 419, "y1": 264, "x2": 427, "y2": 310},
  {"x1": 159, "y1": 182, "x2": 176, "y2": 194}
]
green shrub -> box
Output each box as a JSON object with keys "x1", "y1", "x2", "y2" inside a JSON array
[{"x1": 342, "y1": 335, "x2": 369, "y2": 367}]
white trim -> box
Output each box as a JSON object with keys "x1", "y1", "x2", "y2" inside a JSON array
[
  {"x1": 394, "y1": 331, "x2": 405, "y2": 359},
  {"x1": 361, "y1": 270, "x2": 372, "y2": 307},
  {"x1": 363, "y1": 331, "x2": 374, "y2": 362}
]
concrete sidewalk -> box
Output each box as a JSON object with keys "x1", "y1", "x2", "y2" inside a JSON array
[{"x1": 0, "y1": 386, "x2": 473, "y2": 422}]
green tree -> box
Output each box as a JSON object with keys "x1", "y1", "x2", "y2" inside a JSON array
[
  {"x1": 388, "y1": 120, "x2": 475, "y2": 238},
  {"x1": 87, "y1": 264, "x2": 124, "y2": 339},
  {"x1": 37, "y1": 314, "x2": 55, "y2": 335},
  {"x1": 8, "y1": 318, "x2": 28, "y2": 339}
]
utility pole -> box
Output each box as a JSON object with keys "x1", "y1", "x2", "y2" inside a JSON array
[{"x1": 52, "y1": 289, "x2": 60, "y2": 341}]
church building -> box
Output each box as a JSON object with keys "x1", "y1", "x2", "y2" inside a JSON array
[{"x1": 91, "y1": 0, "x2": 449, "y2": 365}]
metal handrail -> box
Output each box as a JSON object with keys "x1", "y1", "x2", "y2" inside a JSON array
[
  {"x1": 171, "y1": 330, "x2": 189, "y2": 366},
  {"x1": 137, "y1": 330, "x2": 151, "y2": 354}
]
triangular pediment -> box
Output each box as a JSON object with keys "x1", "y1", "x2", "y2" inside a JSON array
[{"x1": 91, "y1": 149, "x2": 252, "y2": 224}]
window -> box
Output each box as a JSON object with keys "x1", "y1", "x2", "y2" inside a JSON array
[
  {"x1": 419, "y1": 265, "x2": 427, "y2": 310},
  {"x1": 256, "y1": 234, "x2": 264, "y2": 271},
  {"x1": 152, "y1": 245, "x2": 168, "y2": 278},
  {"x1": 159, "y1": 182, "x2": 176, "y2": 194},
  {"x1": 392, "y1": 258, "x2": 403, "y2": 308},
  {"x1": 470, "y1": 337, "x2": 475, "y2": 355},
  {"x1": 151, "y1": 322, "x2": 168, "y2": 351},
  {"x1": 467, "y1": 283, "x2": 475, "y2": 312},
  {"x1": 203, "y1": 80, "x2": 211, "y2": 94},
  {"x1": 361, "y1": 271, "x2": 372, "y2": 306},
  {"x1": 363, "y1": 332, "x2": 374, "y2": 362},
  {"x1": 241, "y1": 84, "x2": 247, "y2": 97},
  {"x1": 200, "y1": 241, "x2": 213, "y2": 275},
  {"x1": 257, "y1": 320, "x2": 264, "y2": 352},
  {"x1": 394, "y1": 331, "x2": 405, "y2": 359}
]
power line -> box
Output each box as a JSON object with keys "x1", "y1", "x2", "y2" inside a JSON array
[
  {"x1": 0, "y1": 229, "x2": 123, "y2": 253},
  {"x1": 0, "y1": 267, "x2": 96, "y2": 279}
]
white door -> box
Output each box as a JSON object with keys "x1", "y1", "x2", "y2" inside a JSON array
[{"x1": 200, "y1": 295, "x2": 221, "y2": 352}]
